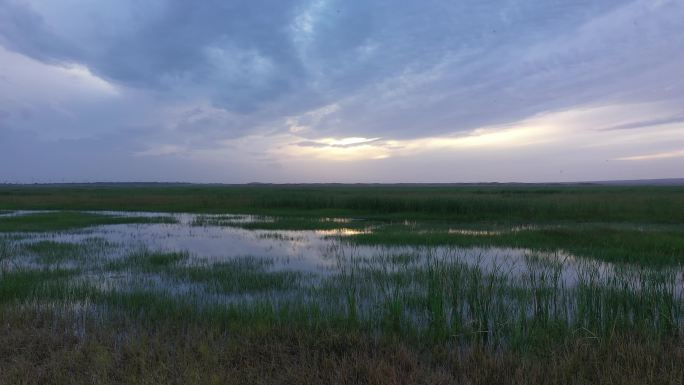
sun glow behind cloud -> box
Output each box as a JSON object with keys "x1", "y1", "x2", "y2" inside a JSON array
[
  {"x1": 292, "y1": 137, "x2": 389, "y2": 160},
  {"x1": 275, "y1": 102, "x2": 684, "y2": 168},
  {"x1": 280, "y1": 109, "x2": 571, "y2": 162},
  {"x1": 283, "y1": 126, "x2": 552, "y2": 161}
]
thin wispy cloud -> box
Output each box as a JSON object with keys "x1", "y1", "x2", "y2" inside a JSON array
[
  {"x1": 616, "y1": 150, "x2": 684, "y2": 162},
  {"x1": 598, "y1": 115, "x2": 684, "y2": 131}
]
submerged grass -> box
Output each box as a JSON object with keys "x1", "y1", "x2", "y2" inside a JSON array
[
  {"x1": 0, "y1": 185, "x2": 683, "y2": 382},
  {"x1": 106, "y1": 250, "x2": 189, "y2": 272},
  {"x1": 22, "y1": 238, "x2": 114, "y2": 266},
  {"x1": 350, "y1": 224, "x2": 684, "y2": 265},
  {"x1": 1, "y1": 243, "x2": 683, "y2": 384},
  {"x1": 0, "y1": 268, "x2": 88, "y2": 304},
  {"x1": 0, "y1": 211, "x2": 177, "y2": 232},
  {"x1": 106, "y1": 251, "x2": 303, "y2": 295},
  {"x1": 5, "y1": 226, "x2": 680, "y2": 348},
  {"x1": 24, "y1": 240, "x2": 83, "y2": 258},
  {"x1": 57, "y1": 245, "x2": 681, "y2": 350},
  {"x1": 175, "y1": 259, "x2": 304, "y2": 294},
  {"x1": 0, "y1": 237, "x2": 12, "y2": 266}
]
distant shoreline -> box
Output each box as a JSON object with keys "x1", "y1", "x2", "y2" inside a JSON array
[{"x1": 0, "y1": 178, "x2": 683, "y2": 187}]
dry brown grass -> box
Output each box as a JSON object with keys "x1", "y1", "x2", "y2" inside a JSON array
[{"x1": 1, "y1": 310, "x2": 683, "y2": 385}]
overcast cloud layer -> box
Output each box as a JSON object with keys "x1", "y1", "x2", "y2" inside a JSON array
[{"x1": 0, "y1": 0, "x2": 682, "y2": 183}]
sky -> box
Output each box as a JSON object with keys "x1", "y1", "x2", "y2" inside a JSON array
[{"x1": 0, "y1": 0, "x2": 682, "y2": 183}]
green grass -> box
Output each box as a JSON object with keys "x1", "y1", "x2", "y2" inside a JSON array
[
  {"x1": 0, "y1": 268, "x2": 88, "y2": 304},
  {"x1": 349, "y1": 224, "x2": 684, "y2": 265},
  {"x1": 0, "y1": 184, "x2": 683, "y2": 223},
  {"x1": 107, "y1": 250, "x2": 189, "y2": 272},
  {"x1": 0, "y1": 211, "x2": 177, "y2": 232},
  {"x1": 22, "y1": 239, "x2": 114, "y2": 265},
  {"x1": 0, "y1": 185, "x2": 683, "y2": 382},
  {"x1": 0, "y1": 237, "x2": 13, "y2": 264},
  {"x1": 4, "y1": 309, "x2": 683, "y2": 385},
  {"x1": 108, "y1": 251, "x2": 303, "y2": 294},
  {"x1": 24, "y1": 241, "x2": 86, "y2": 265},
  {"x1": 0, "y1": 227, "x2": 682, "y2": 383},
  {"x1": 176, "y1": 259, "x2": 305, "y2": 294},
  {"x1": 2, "y1": 243, "x2": 681, "y2": 348}
]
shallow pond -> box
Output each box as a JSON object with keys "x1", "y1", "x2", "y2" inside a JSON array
[
  {"x1": 2, "y1": 210, "x2": 676, "y2": 289},
  {"x1": 2, "y1": 210, "x2": 683, "y2": 336}
]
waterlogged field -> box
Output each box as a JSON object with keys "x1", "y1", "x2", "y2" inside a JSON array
[{"x1": 0, "y1": 185, "x2": 683, "y2": 384}]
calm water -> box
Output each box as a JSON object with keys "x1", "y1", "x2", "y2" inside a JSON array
[
  {"x1": 2, "y1": 210, "x2": 683, "y2": 330},
  {"x1": 1, "y1": 210, "x2": 655, "y2": 287}
]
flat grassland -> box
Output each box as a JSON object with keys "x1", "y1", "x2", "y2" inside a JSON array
[
  {"x1": 1, "y1": 184, "x2": 683, "y2": 222},
  {"x1": 0, "y1": 184, "x2": 683, "y2": 384}
]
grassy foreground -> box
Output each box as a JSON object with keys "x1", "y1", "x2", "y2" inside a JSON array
[{"x1": 2, "y1": 310, "x2": 683, "y2": 385}]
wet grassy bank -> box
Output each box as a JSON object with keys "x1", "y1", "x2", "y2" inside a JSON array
[{"x1": 0, "y1": 185, "x2": 682, "y2": 383}]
